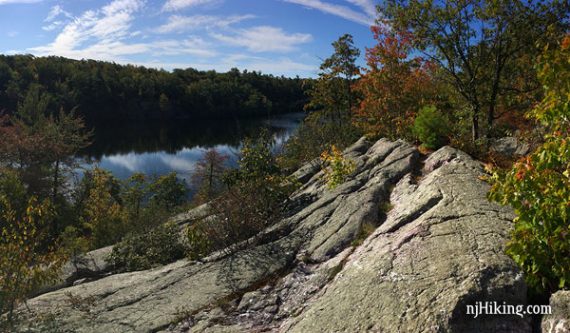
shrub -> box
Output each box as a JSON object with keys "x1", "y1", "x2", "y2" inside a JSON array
[
  {"x1": 187, "y1": 132, "x2": 299, "y2": 258},
  {"x1": 489, "y1": 35, "x2": 570, "y2": 293},
  {"x1": 149, "y1": 173, "x2": 187, "y2": 209},
  {"x1": 186, "y1": 224, "x2": 212, "y2": 260},
  {"x1": 278, "y1": 111, "x2": 361, "y2": 172},
  {"x1": 320, "y1": 145, "x2": 355, "y2": 189},
  {"x1": 191, "y1": 149, "x2": 228, "y2": 204},
  {"x1": 413, "y1": 105, "x2": 450, "y2": 150},
  {"x1": 107, "y1": 223, "x2": 186, "y2": 272},
  {"x1": 81, "y1": 168, "x2": 128, "y2": 249},
  {"x1": 59, "y1": 226, "x2": 90, "y2": 268},
  {"x1": 0, "y1": 193, "x2": 66, "y2": 328}
]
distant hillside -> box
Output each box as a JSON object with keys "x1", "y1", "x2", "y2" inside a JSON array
[{"x1": 0, "y1": 55, "x2": 310, "y2": 123}]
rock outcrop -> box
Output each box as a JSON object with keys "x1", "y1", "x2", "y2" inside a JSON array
[
  {"x1": 542, "y1": 291, "x2": 570, "y2": 333},
  {"x1": 16, "y1": 138, "x2": 531, "y2": 333}
]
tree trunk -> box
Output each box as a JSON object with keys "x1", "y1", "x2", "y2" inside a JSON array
[
  {"x1": 52, "y1": 159, "x2": 60, "y2": 201},
  {"x1": 52, "y1": 159, "x2": 60, "y2": 235},
  {"x1": 487, "y1": 103, "x2": 496, "y2": 136},
  {"x1": 208, "y1": 163, "x2": 214, "y2": 199},
  {"x1": 472, "y1": 106, "x2": 480, "y2": 143}
]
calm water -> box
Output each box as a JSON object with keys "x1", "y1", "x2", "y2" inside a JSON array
[{"x1": 78, "y1": 113, "x2": 304, "y2": 189}]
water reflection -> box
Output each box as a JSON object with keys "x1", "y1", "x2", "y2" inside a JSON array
[{"x1": 79, "y1": 113, "x2": 304, "y2": 187}]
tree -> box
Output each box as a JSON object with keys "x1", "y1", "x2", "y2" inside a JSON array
[
  {"x1": 353, "y1": 26, "x2": 442, "y2": 140},
  {"x1": 191, "y1": 149, "x2": 228, "y2": 204},
  {"x1": 0, "y1": 171, "x2": 66, "y2": 327},
  {"x1": 191, "y1": 132, "x2": 298, "y2": 256},
  {"x1": 489, "y1": 35, "x2": 570, "y2": 293},
  {"x1": 149, "y1": 173, "x2": 187, "y2": 210},
  {"x1": 2, "y1": 86, "x2": 91, "y2": 235},
  {"x1": 81, "y1": 168, "x2": 127, "y2": 248},
  {"x1": 42, "y1": 108, "x2": 91, "y2": 206},
  {"x1": 121, "y1": 173, "x2": 148, "y2": 220},
  {"x1": 281, "y1": 35, "x2": 362, "y2": 168},
  {"x1": 382, "y1": 0, "x2": 569, "y2": 142},
  {"x1": 306, "y1": 34, "x2": 360, "y2": 127}
]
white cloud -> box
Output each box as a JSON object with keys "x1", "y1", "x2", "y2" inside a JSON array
[
  {"x1": 155, "y1": 14, "x2": 254, "y2": 34},
  {"x1": 346, "y1": 0, "x2": 377, "y2": 17},
  {"x1": 33, "y1": 0, "x2": 145, "y2": 54},
  {"x1": 162, "y1": 0, "x2": 220, "y2": 12},
  {"x1": 150, "y1": 38, "x2": 217, "y2": 57},
  {"x1": 284, "y1": 0, "x2": 375, "y2": 26},
  {"x1": 43, "y1": 5, "x2": 74, "y2": 31},
  {"x1": 45, "y1": 5, "x2": 73, "y2": 22},
  {"x1": 31, "y1": 0, "x2": 222, "y2": 62},
  {"x1": 212, "y1": 26, "x2": 312, "y2": 53},
  {"x1": 0, "y1": 0, "x2": 42, "y2": 4},
  {"x1": 43, "y1": 21, "x2": 64, "y2": 31}
]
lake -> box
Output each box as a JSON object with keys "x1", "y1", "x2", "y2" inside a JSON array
[{"x1": 78, "y1": 113, "x2": 305, "y2": 190}]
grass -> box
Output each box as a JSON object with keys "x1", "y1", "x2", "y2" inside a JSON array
[{"x1": 351, "y1": 222, "x2": 378, "y2": 247}]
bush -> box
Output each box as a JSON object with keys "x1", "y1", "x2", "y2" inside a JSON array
[
  {"x1": 187, "y1": 132, "x2": 299, "y2": 258},
  {"x1": 320, "y1": 145, "x2": 355, "y2": 189},
  {"x1": 81, "y1": 168, "x2": 128, "y2": 249},
  {"x1": 186, "y1": 224, "x2": 212, "y2": 260},
  {"x1": 413, "y1": 105, "x2": 450, "y2": 150},
  {"x1": 149, "y1": 173, "x2": 187, "y2": 209},
  {"x1": 107, "y1": 223, "x2": 186, "y2": 272},
  {"x1": 1, "y1": 191, "x2": 66, "y2": 328},
  {"x1": 489, "y1": 35, "x2": 570, "y2": 293},
  {"x1": 279, "y1": 111, "x2": 361, "y2": 172}
]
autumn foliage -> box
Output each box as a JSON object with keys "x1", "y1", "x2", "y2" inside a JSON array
[
  {"x1": 489, "y1": 35, "x2": 570, "y2": 293},
  {"x1": 353, "y1": 26, "x2": 440, "y2": 140},
  {"x1": 0, "y1": 172, "x2": 66, "y2": 327}
]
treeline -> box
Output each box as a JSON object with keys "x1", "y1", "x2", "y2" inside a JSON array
[{"x1": 0, "y1": 55, "x2": 308, "y2": 123}]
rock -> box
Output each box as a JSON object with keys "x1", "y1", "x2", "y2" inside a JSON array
[
  {"x1": 290, "y1": 158, "x2": 321, "y2": 184},
  {"x1": 32, "y1": 245, "x2": 114, "y2": 297},
  {"x1": 284, "y1": 146, "x2": 530, "y2": 333},
  {"x1": 169, "y1": 202, "x2": 212, "y2": 224},
  {"x1": 423, "y1": 145, "x2": 481, "y2": 173},
  {"x1": 15, "y1": 139, "x2": 529, "y2": 333},
  {"x1": 542, "y1": 290, "x2": 570, "y2": 333},
  {"x1": 490, "y1": 137, "x2": 530, "y2": 157}
]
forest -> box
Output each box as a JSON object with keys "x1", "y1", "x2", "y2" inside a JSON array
[
  {"x1": 0, "y1": 0, "x2": 569, "y2": 329},
  {"x1": 0, "y1": 55, "x2": 307, "y2": 123}
]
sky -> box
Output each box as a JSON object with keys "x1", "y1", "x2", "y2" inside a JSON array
[{"x1": 0, "y1": 0, "x2": 380, "y2": 77}]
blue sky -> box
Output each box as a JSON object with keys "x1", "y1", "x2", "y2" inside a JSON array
[{"x1": 0, "y1": 0, "x2": 380, "y2": 77}]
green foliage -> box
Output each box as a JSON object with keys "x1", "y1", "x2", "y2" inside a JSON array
[
  {"x1": 489, "y1": 35, "x2": 570, "y2": 293},
  {"x1": 186, "y1": 225, "x2": 212, "y2": 260},
  {"x1": 121, "y1": 173, "x2": 148, "y2": 221},
  {"x1": 413, "y1": 106, "x2": 450, "y2": 150},
  {"x1": 0, "y1": 55, "x2": 307, "y2": 123},
  {"x1": 149, "y1": 173, "x2": 187, "y2": 210},
  {"x1": 81, "y1": 168, "x2": 128, "y2": 249},
  {"x1": 59, "y1": 226, "x2": 90, "y2": 268},
  {"x1": 0, "y1": 186, "x2": 66, "y2": 328},
  {"x1": 188, "y1": 132, "x2": 299, "y2": 258},
  {"x1": 239, "y1": 130, "x2": 278, "y2": 180},
  {"x1": 280, "y1": 35, "x2": 362, "y2": 170},
  {"x1": 191, "y1": 149, "x2": 228, "y2": 204},
  {"x1": 107, "y1": 223, "x2": 186, "y2": 272},
  {"x1": 382, "y1": 0, "x2": 568, "y2": 142},
  {"x1": 320, "y1": 145, "x2": 356, "y2": 189},
  {"x1": 71, "y1": 168, "x2": 183, "y2": 250},
  {"x1": 0, "y1": 85, "x2": 91, "y2": 236}
]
